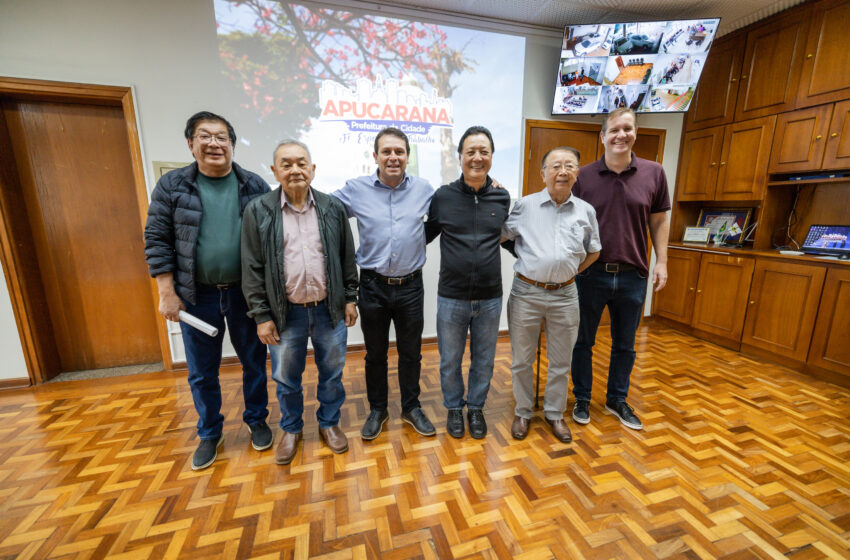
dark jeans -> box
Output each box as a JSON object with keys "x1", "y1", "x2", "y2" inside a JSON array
[
  {"x1": 358, "y1": 270, "x2": 424, "y2": 413},
  {"x1": 571, "y1": 267, "x2": 647, "y2": 403},
  {"x1": 268, "y1": 302, "x2": 347, "y2": 433},
  {"x1": 181, "y1": 284, "x2": 269, "y2": 440}
]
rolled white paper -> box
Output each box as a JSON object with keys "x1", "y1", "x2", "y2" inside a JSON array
[{"x1": 178, "y1": 310, "x2": 219, "y2": 337}]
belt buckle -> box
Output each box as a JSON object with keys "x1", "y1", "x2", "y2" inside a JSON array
[
  {"x1": 387, "y1": 277, "x2": 403, "y2": 285},
  {"x1": 542, "y1": 281, "x2": 559, "y2": 290},
  {"x1": 604, "y1": 263, "x2": 620, "y2": 273}
]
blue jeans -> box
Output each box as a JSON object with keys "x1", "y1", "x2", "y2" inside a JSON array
[
  {"x1": 181, "y1": 285, "x2": 269, "y2": 440},
  {"x1": 436, "y1": 296, "x2": 502, "y2": 410},
  {"x1": 269, "y1": 302, "x2": 347, "y2": 434},
  {"x1": 571, "y1": 266, "x2": 647, "y2": 403}
]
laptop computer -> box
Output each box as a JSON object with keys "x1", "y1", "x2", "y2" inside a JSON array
[{"x1": 801, "y1": 225, "x2": 850, "y2": 259}]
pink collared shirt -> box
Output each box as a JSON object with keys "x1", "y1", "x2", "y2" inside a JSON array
[{"x1": 281, "y1": 190, "x2": 328, "y2": 304}]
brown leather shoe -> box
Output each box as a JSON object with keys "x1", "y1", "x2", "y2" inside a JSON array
[
  {"x1": 275, "y1": 431, "x2": 302, "y2": 465},
  {"x1": 511, "y1": 416, "x2": 530, "y2": 440},
  {"x1": 319, "y1": 425, "x2": 349, "y2": 454},
  {"x1": 546, "y1": 418, "x2": 572, "y2": 443}
]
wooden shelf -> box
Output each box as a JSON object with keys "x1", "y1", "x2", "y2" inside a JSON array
[
  {"x1": 768, "y1": 176, "x2": 850, "y2": 187},
  {"x1": 669, "y1": 242, "x2": 850, "y2": 267}
]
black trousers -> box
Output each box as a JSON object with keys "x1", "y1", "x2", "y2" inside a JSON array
[{"x1": 358, "y1": 270, "x2": 424, "y2": 413}]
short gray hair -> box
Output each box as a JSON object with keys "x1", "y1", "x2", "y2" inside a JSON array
[
  {"x1": 272, "y1": 139, "x2": 312, "y2": 163},
  {"x1": 541, "y1": 146, "x2": 580, "y2": 168}
]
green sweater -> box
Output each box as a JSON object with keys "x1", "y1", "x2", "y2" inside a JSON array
[{"x1": 196, "y1": 171, "x2": 241, "y2": 285}]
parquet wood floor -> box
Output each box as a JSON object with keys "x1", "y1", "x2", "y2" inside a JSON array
[{"x1": 1, "y1": 322, "x2": 848, "y2": 559}]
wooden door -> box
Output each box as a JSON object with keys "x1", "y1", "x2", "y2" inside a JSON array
[
  {"x1": 735, "y1": 8, "x2": 810, "y2": 121},
  {"x1": 652, "y1": 248, "x2": 699, "y2": 325},
  {"x1": 796, "y1": 0, "x2": 850, "y2": 109},
  {"x1": 1, "y1": 99, "x2": 160, "y2": 374},
  {"x1": 822, "y1": 99, "x2": 850, "y2": 170},
  {"x1": 692, "y1": 254, "x2": 754, "y2": 342},
  {"x1": 808, "y1": 267, "x2": 850, "y2": 377},
  {"x1": 676, "y1": 126, "x2": 724, "y2": 201},
  {"x1": 522, "y1": 121, "x2": 601, "y2": 195},
  {"x1": 686, "y1": 35, "x2": 744, "y2": 130},
  {"x1": 768, "y1": 104, "x2": 833, "y2": 173},
  {"x1": 742, "y1": 259, "x2": 825, "y2": 361},
  {"x1": 716, "y1": 116, "x2": 776, "y2": 201}
]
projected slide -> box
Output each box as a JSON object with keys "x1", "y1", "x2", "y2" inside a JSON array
[{"x1": 215, "y1": 1, "x2": 525, "y2": 196}]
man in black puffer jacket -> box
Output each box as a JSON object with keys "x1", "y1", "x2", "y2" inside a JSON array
[
  {"x1": 144, "y1": 111, "x2": 272, "y2": 471},
  {"x1": 425, "y1": 126, "x2": 510, "y2": 440}
]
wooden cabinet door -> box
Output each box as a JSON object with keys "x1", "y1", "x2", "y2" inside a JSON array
[
  {"x1": 735, "y1": 8, "x2": 809, "y2": 121},
  {"x1": 742, "y1": 259, "x2": 825, "y2": 361},
  {"x1": 808, "y1": 267, "x2": 850, "y2": 377},
  {"x1": 686, "y1": 35, "x2": 744, "y2": 130},
  {"x1": 652, "y1": 249, "x2": 700, "y2": 324},
  {"x1": 524, "y1": 123, "x2": 601, "y2": 195},
  {"x1": 822, "y1": 99, "x2": 850, "y2": 170},
  {"x1": 692, "y1": 254, "x2": 755, "y2": 341},
  {"x1": 716, "y1": 116, "x2": 776, "y2": 201},
  {"x1": 796, "y1": 0, "x2": 850, "y2": 108},
  {"x1": 768, "y1": 104, "x2": 833, "y2": 173},
  {"x1": 677, "y1": 127, "x2": 723, "y2": 201}
]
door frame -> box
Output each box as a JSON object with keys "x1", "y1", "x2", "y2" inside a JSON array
[{"x1": 0, "y1": 77, "x2": 170, "y2": 383}]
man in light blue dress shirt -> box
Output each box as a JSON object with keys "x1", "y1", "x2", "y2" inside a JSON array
[
  {"x1": 332, "y1": 127, "x2": 437, "y2": 440},
  {"x1": 501, "y1": 147, "x2": 601, "y2": 443}
]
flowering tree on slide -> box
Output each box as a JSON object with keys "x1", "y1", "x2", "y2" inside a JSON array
[{"x1": 219, "y1": 0, "x2": 474, "y2": 182}]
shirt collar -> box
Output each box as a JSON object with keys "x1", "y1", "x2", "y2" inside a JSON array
[
  {"x1": 280, "y1": 187, "x2": 314, "y2": 210},
  {"x1": 372, "y1": 170, "x2": 409, "y2": 190},
  {"x1": 539, "y1": 188, "x2": 573, "y2": 208},
  {"x1": 597, "y1": 154, "x2": 636, "y2": 175}
]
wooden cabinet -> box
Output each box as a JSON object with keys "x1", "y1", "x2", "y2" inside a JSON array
[
  {"x1": 769, "y1": 104, "x2": 833, "y2": 173},
  {"x1": 677, "y1": 116, "x2": 775, "y2": 201},
  {"x1": 822, "y1": 99, "x2": 850, "y2": 170},
  {"x1": 653, "y1": 248, "x2": 754, "y2": 344},
  {"x1": 686, "y1": 35, "x2": 744, "y2": 130},
  {"x1": 735, "y1": 7, "x2": 810, "y2": 121},
  {"x1": 653, "y1": 249, "x2": 700, "y2": 324},
  {"x1": 808, "y1": 267, "x2": 850, "y2": 377},
  {"x1": 692, "y1": 254, "x2": 755, "y2": 341},
  {"x1": 742, "y1": 259, "x2": 826, "y2": 361},
  {"x1": 796, "y1": 0, "x2": 850, "y2": 109}
]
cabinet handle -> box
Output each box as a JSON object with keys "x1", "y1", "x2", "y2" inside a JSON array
[
  {"x1": 689, "y1": 287, "x2": 695, "y2": 291},
  {"x1": 816, "y1": 135, "x2": 823, "y2": 140},
  {"x1": 742, "y1": 75, "x2": 748, "y2": 79},
  {"x1": 710, "y1": 162, "x2": 716, "y2": 167},
  {"x1": 806, "y1": 53, "x2": 813, "y2": 59},
  {"x1": 831, "y1": 133, "x2": 839, "y2": 138},
  {"x1": 720, "y1": 161, "x2": 727, "y2": 166},
  {"x1": 697, "y1": 289, "x2": 702, "y2": 294},
  {"x1": 731, "y1": 78, "x2": 737, "y2": 82},
  {"x1": 749, "y1": 300, "x2": 755, "y2": 305}
]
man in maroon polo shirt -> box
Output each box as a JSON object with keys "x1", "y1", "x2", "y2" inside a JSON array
[{"x1": 569, "y1": 107, "x2": 670, "y2": 430}]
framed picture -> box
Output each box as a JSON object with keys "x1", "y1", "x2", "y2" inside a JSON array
[
  {"x1": 682, "y1": 226, "x2": 711, "y2": 243},
  {"x1": 697, "y1": 208, "x2": 753, "y2": 243},
  {"x1": 153, "y1": 161, "x2": 190, "y2": 180}
]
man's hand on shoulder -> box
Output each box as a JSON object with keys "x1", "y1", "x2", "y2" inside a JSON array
[
  {"x1": 652, "y1": 262, "x2": 668, "y2": 292},
  {"x1": 345, "y1": 303, "x2": 358, "y2": 327},
  {"x1": 257, "y1": 320, "x2": 280, "y2": 346}
]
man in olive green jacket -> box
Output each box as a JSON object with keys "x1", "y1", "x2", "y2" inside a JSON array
[{"x1": 241, "y1": 140, "x2": 357, "y2": 465}]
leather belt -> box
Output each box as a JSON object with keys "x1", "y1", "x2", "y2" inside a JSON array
[
  {"x1": 362, "y1": 268, "x2": 422, "y2": 286},
  {"x1": 289, "y1": 299, "x2": 325, "y2": 308},
  {"x1": 592, "y1": 262, "x2": 637, "y2": 273},
  {"x1": 200, "y1": 282, "x2": 239, "y2": 289},
  {"x1": 516, "y1": 273, "x2": 575, "y2": 290}
]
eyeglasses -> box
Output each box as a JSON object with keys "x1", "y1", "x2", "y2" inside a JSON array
[
  {"x1": 194, "y1": 133, "x2": 231, "y2": 146},
  {"x1": 544, "y1": 161, "x2": 579, "y2": 172}
]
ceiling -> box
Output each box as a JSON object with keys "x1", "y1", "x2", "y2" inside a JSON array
[{"x1": 321, "y1": 0, "x2": 807, "y2": 37}]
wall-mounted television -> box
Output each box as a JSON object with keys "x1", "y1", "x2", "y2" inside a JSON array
[{"x1": 552, "y1": 18, "x2": 720, "y2": 115}]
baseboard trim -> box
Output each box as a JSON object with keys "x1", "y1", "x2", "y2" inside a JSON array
[{"x1": 0, "y1": 377, "x2": 32, "y2": 390}]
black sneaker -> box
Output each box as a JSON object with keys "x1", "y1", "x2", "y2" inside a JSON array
[
  {"x1": 605, "y1": 401, "x2": 643, "y2": 430},
  {"x1": 446, "y1": 409, "x2": 464, "y2": 438},
  {"x1": 248, "y1": 422, "x2": 273, "y2": 451},
  {"x1": 572, "y1": 400, "x2": 591, "y2": 425},
  {"x1": 360, "y1": 409, "x2": 389, "y2": 440},
  {"x1": 467, "y1": 409, "x2": 487, "y2": 439},
  {"x1": 192, "y1": 434, "x2": 223, "y2": 470},
  {"x1": 401, "y1": 407, "x2": 436, "y2": 436}
]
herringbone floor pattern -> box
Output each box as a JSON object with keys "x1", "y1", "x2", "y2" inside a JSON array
[{"x1": 0, "y1": 322, "x2": 848, "y2": 559}]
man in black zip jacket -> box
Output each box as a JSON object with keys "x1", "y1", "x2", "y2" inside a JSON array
[{"x1": 425, "y1": 126, "x2": 511, "y2": 439}]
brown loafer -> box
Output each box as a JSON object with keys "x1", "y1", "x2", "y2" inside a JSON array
[
  {"x1": 511, "y1": 415, "x2": 530, "y2": 440},
  {"x1": 275, "y1": 431, "x2": 302, "y2": 465},
  {"x1": 319, "y1": 425, "x2": 349, "y2": 454},
  {"x1": 546, "y1": 418, "x2": 572, "y2": 443}
]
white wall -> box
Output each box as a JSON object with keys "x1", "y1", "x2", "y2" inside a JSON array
[{"x1": 0, "y1": 0, "x2": 684, "y2": 378}]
